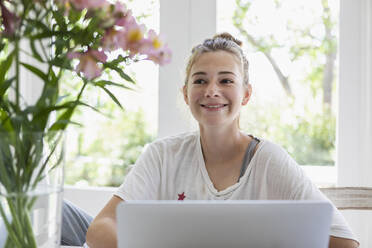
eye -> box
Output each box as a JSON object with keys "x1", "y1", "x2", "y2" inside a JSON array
[
  {"x1": 193, "y1": 79, "x2": 206, "y2": 84},
  {"x1": 221, "y1": 78, "x2": 234, "y2": 84}
]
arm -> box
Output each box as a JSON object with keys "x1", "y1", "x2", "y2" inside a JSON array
[
  {"x1": 329, "y1": 236, "x2": 359, "y2": 248},
  {"x1": 85, "y1": 143, "x2": 160, "y2": 247},
  {"x1": 86, "y1": 195, "x2": 123, "y2": 248}
]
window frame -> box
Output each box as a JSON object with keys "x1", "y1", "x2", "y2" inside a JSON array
[{"x1": 337, "y1": 0, "x2": 372, "y2": 187}]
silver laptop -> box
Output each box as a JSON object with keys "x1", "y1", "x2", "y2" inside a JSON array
[{"x1": 116, "y1": 200, "x2": 333, "y2": 248}]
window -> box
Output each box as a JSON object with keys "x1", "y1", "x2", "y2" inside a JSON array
[
  {"x1": 63, "y1": 0, "x2": 160, "y2": 187},
  {"x1": 215, "y1": 0, "x2": 340, "y2": 185},
  {"x1": 218, "y1": 0, "x2": 339, "y2": 166},
  {"x1": 61, "y1": 0, "x2": 371, "y2": 188},
  {"x1": 159, "y1": 0, "x2": 372, "y2": 187}
]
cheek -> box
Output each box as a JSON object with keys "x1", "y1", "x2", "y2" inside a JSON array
[
  {"x1": 188, "y1": 88, "x2": 202, "y2": 103},
  {"x1": 227, "y1": 89, "x2": 243, "y2": 102}
]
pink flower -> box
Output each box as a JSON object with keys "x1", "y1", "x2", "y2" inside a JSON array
[
  {"x1": 68, "y1": 49, "x2": 107, "y2": 80},
  {"x1": 70, "y1": 0, "x2": 108, "y2": 11},
  {"x1": 113, "y1": 2, "x2": 127, "y2": 16},
  {"x1": 116, "y1": 16, "x2": 148, "y2": 55},
  {"x1": 98, "y1": 8, "x2": 172, "y2": 65},
  {"x1": 101, "y1": 15, "x2": 145, "y2": 54},
  {"x1": 0, "y1": 1, "x2": 20, "y2": 36},
  {"x1": 140, "y1": 30, "x2": 172, "y2": 65},
  {"x1": 101, "y1": 14, "x2": 148, "y2": 55},
  {"x1": 101, "y1": 28, "x2": 121, "y2": 51},
  {"x1": 89, "y1": 50, "x2": 107, "y2": 62},
  {"x1": 146, "y1": 45, "x2": 172, "y2": 65},
  {"x1": 113, "y1": 3, "x2": 132, "y2": 27},
  {"x1": 102, "y1": 16, "x2": 140, "y2": 51},
  {"x1": 147, "y1": 29, "x2": 165, "y2": 49}
]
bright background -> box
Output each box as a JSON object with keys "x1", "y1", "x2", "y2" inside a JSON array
[{"x1": 64, "y1": 0, "x2": 340, "y2": 187}]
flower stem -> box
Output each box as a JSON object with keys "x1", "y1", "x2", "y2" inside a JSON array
[
  {"x1": 23, "y1": 205, "x2": 38, "y2": 248},
  {"x1": 0, "y1": 203, "x2": 23, "y2": 247},
  {"x1": 15, "y1": 40, "x2": 20, "y2": 108},
  {"x1": 0, "y1": 195, "x2": 38, "y2": 248}
]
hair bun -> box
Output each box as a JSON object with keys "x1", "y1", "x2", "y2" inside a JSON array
[{"x1": 213, "y1": 32, "x2": 243, "y2": 47}]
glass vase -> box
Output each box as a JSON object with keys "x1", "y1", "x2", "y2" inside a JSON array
[{"x1": 0, "y1": 131, "x2": 64, "y2": 248}]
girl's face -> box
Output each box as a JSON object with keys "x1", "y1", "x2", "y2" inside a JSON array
[{"x1": 183, "y1": 51, "x2": 251, "y2": 129}]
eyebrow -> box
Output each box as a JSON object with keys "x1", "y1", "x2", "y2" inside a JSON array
[{"x1": 191, "y1": 71, "x2": 236, "y2": 77}]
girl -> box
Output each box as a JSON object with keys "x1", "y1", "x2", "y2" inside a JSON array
[{"x1": 85, "y1": 33, "x2": 359, "y2": 248}]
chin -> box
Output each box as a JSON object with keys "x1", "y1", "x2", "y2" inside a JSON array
[{"x1": 199, "y1": 119, "x2": 236, "y2": 129}]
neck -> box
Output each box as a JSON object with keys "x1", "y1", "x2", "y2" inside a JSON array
[{"x1": 199, "y1": 125, "x2": 249, "y2": 165}]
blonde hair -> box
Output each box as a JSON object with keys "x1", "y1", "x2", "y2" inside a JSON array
[{"x1": 184, "y1": 32, "x2": 249, "y2": 86}]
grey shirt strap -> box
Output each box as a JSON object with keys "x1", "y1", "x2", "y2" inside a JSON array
[{"x1": 238, "y1": 135, "x2": 260, "y2": 180}]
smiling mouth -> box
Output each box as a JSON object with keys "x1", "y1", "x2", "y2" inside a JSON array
[{"x1": 200, "y1": 104, "x2": 228, "y2": 110}]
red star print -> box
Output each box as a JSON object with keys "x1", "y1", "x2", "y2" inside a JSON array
[{"x1": 178, "y1": 192, "x2": 186, "y2": 200}]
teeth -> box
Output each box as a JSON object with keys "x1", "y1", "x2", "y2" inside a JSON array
[{"x1": 203, "y1": 105, "x2": 225, "y2": 108}]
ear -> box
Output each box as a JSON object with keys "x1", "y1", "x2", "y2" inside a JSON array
[
  {"x1": 241, "y1": 83, "x2": 252, "y2": 106},
  {"x1": 183, "y1": 85, "x2": 189, "y2": 105}
]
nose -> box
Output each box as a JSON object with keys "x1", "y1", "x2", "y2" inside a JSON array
[{"x1": 204, "y1": 81, "x2": 220, "y2": 98}]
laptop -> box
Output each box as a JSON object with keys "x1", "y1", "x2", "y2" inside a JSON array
[{"x1": 116, "y1": 200, "x2": 333, "y2": 248}]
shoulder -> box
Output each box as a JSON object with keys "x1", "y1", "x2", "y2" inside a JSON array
[
  {"x1": 254, "y1": 138, "x2": 301, "y2": 175},
  {"x1": 147, "y1": 131, "x2": 199, "y2": 154},
  {"x1": 253, "y1": 139, "x2": 312, "y2": 198},
  {"x1": 255, "y1": 139, "x2": 291, "y2": 162}
]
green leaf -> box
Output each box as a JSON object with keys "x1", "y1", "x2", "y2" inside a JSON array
[
  {"x1": 49, "y1": 108, "x2": 75, "y2": 131},
  {"x1": 50, "y1": 119, "x2": 81, "y2": 129},
  {"x1": 0, "y1": 41, "x2": 6, "y2": 52},
  {"x1": 30, "y1": 100, "x2": 76, "y2": 129},
  {"x1": 68, "y1": 9, "x2": 84, "y2": 23},
  {"x1": 30, "y1": 30, "x2": 65, "y2": 40},
  {"x1": 53, "y1": 35, "x2": 66, "y2": 56},
  {"x1": 113, "y1": 67, "x2": 135, "y2": 84},
  {"x1": 29, "y1": 19, "x2": 51, "y2": 33},
  {"x1": 108, "y1": 55, "x2": 129, "y2": 66},
  {"x1": 66, "y1": 120, "x2": 83, "y2": 127},
  {"x1": 20, "y1": 62, "x2": 48, "y2": 82},
  {"x1": 0, "y1": 108, "x2": 13, "y2": 132},
  {"x1": 35, "y1": 84, "x2": 59, "y2": 121},
  {"x1": 49, "y1": 56, "x2": 72, "y2": 70},
  {"x1": 0, "y1": 155, "x2": 12, "y2": 189},
  {"x1": 77, "y1": 101, "x2": 103, "y2": 114},
  {"x1": 0, "y1": 50, "x2": 14, "y2": 83},
  {"x1": 93, "y1": 80, "x2": 134, "y2": 91},
  {"x1": 103, "y1": 63, "x2": 136, "y2": 84},
  {"x1": 0, "y1": 77, "x2": 15, "y2": 98},
  {"x1": 99, "y1": 86, "x2": 123, "y2": 109},
  {"x1": 32, "y1": 100, "x2": 102, "y2": 119},
  {"x1": 30, "y1": 101, "x2": 73, "y2": 116},
  {"x1": 29, "y1": 39, "x2": 43, "y2": 62},
  {"x1": 52, "y1": 10, "x2": 67, "y2": 31}
]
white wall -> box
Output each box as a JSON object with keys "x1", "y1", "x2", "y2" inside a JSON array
[
  {"x1": 63, "y1": 186, "x2": 116, "y2": 217},
  {"x1": 336, "y1": 1, "x2": 372, "y2": 247},
  {"x1": 337, "y1": 0, "x2": 372, "y2": 188},
  {"x1": 158, "y1": 0, "x2": 216, "y2": 138}
]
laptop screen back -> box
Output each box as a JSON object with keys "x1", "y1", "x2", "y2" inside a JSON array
[{"x1": 116, "y1": 200, "x2": 333, "y2": 248}]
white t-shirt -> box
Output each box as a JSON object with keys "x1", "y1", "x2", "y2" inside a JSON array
[{"x1": 115, "y1": 131, "x2": 357, "y2": 241}]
